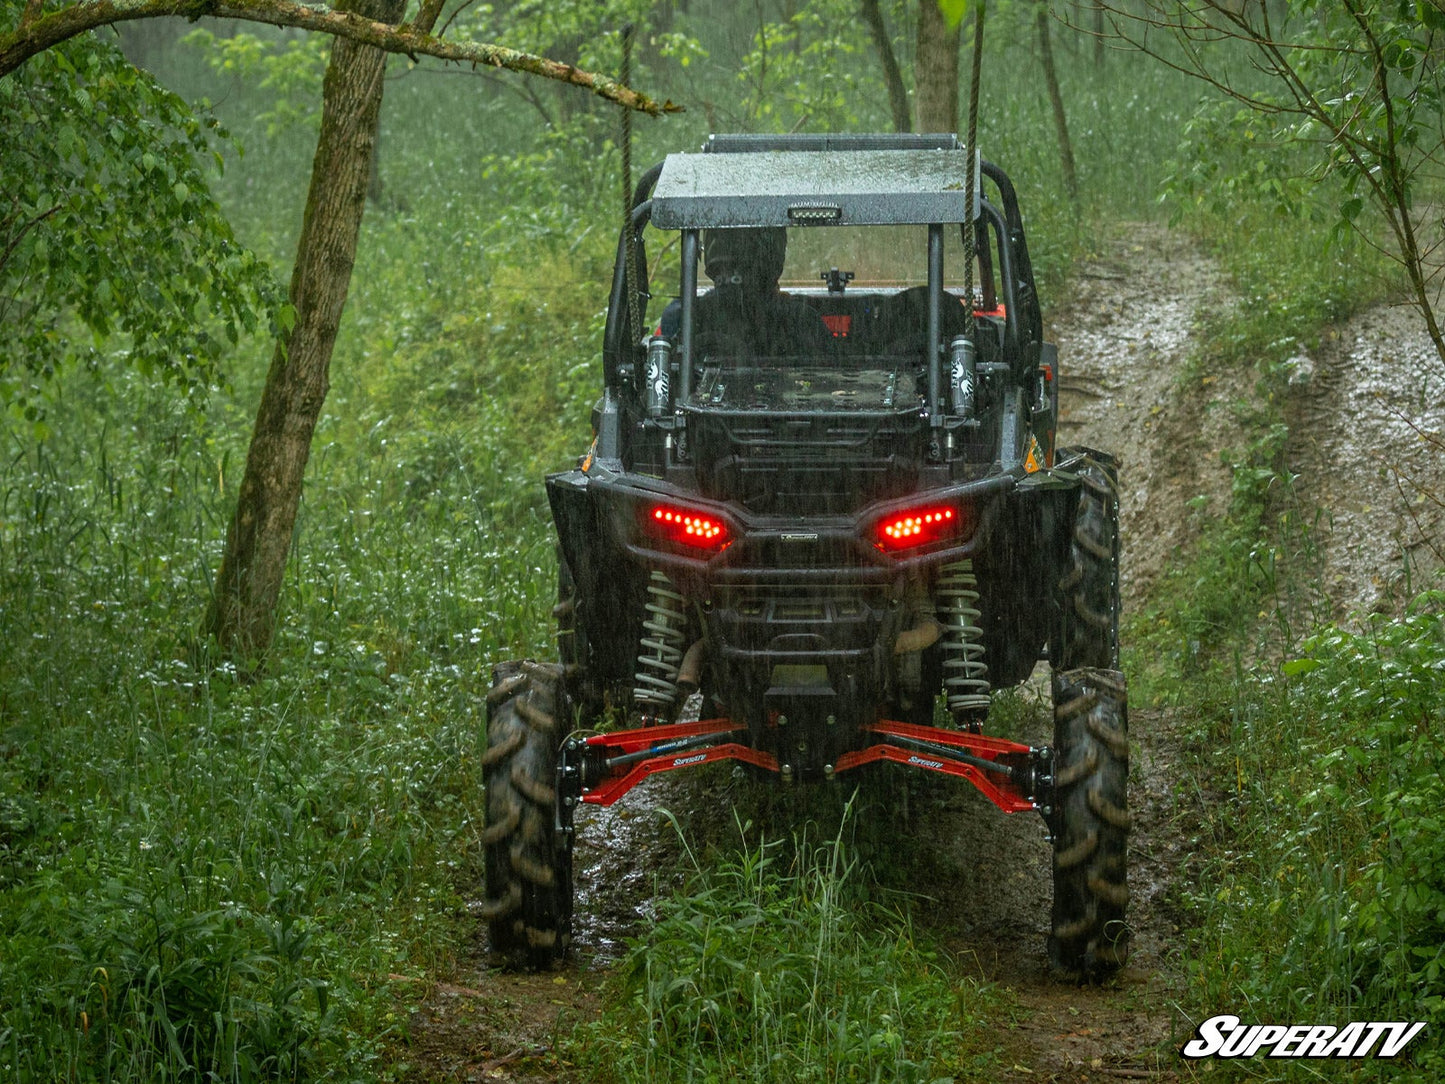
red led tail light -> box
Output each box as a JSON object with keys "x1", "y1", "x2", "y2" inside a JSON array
[
  {"x1": 875, "y1": 504, "x2": 965, "y2": 552},
  {"x1": 643, "y1": 504, "x2": 731, "y2": 551}
]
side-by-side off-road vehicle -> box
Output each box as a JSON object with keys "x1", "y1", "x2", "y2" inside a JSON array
[{"x1": 482, "y1": 134, "x2": 1129, "y2": 976}]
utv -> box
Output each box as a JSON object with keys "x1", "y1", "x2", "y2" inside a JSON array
[{"x1": 482, "y1": 134, "x2": 1129, "y2": 977}]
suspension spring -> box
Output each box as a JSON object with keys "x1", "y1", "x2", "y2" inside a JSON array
[
  {"x1": 633, "y1": 570, "x2": 687, "y2": 717},
  {"x1": 939, "y1": 558, "x2": 991, "y2": 722}
]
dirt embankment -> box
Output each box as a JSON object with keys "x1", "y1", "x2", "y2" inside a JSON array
[
  {"x1": 1283, "y1": 302, "x2": 1445, "y2": 615},
  {"x1": 405, "y1": 224, "x2": 1445, "y2": 1083}
]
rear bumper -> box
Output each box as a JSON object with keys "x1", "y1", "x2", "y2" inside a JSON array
[{"x1": 548, "y1": 464, "x2": 1018, "y2": 764}]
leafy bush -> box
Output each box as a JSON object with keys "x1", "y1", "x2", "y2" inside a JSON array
[
  {"x1": 1178, "y1": 593, "x2": 1445, "y2": 1073},
  {"x1": 1287, "y1": 600, "x2": 1445, "y2": 1023},
  {"x1": 0, "y1": 14, "x2": 282, "y2": 416}
]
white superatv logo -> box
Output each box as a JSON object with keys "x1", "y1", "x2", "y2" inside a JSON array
[{"x1": 1183, "y1": 1015, "x2": 1425, "y2": 1059}]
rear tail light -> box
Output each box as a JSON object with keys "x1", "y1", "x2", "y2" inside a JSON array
[
  {"x1": 643, "y1": 503, "x2": 731, "y2": 551},
  {"x1": 875, "y1": 504, "x2": 967, "y2": 552}
]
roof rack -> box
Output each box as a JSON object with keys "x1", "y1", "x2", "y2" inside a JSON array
[{"x1": 651, "y1": 142, "x2": 979, "y2": 229}]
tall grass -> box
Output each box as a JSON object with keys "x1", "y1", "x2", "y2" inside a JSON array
[
  {"x1": 1182, "y1": 598, "x2": 1445, "y2": 1057},
  {"x1": 0, "y1": 213, "x2": 603, "y2": 1076},
  {"x1": 575, "y1": 806, "x2": 1006, "y2": 1084}
]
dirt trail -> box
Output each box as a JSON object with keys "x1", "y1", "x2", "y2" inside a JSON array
[
  {"x1": 904, "y1": 224, "x2": 1235, "y2": 1080},
  {"x1": 405, "y1": 223, "x2": 1445, "y2": 1082}
]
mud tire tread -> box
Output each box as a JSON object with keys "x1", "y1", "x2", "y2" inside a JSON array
[
  {"x1": 482, "y1": 659, "x2": 572, "y2": 969},
  {"x1": 1049, "y1": 666, "x2": 1130, "y2": 979},
  {"x1": 555, "y1": 548, "x2": 606, "y2": 718},
  {"x1": 1055, "y1": 454, "x2": 1120, "y2": 671}
]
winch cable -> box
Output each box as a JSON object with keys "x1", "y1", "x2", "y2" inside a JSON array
[{"x1": 962, "y1": 0, "x2": 986, "y2": 338}]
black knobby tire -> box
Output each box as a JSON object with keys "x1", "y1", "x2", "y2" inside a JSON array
[
  {"x1": 554, "y1": 549, "x2": 582, "y2": 670},
  {"x1": 1049, "y1": 667, "x2": 1130, "y2": 977},
  {"x1": 1056, "y1": 453, "x2": 1120, "y2": 671},
  {"x1": 480, "y1": 659, "x2": 572, "y2": 969},
  {"x1": 554, "y1": 549, "x2": 602, "y2": 715}
]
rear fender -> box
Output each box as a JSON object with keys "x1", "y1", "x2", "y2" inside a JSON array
[
  {"x1": 547, "y1": 470, "x2": 647, "y2": 693},
  {"x1": 974, "y1": 469, "x2": 1076, "y2": 685}
]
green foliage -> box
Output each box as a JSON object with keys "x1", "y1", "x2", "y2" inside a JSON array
[
  {"x1": 1178, "y1": 594, "x2": 1445, "y2": 1074},
  {"x1": 1290, "y1": 600, "x2": 1445, "y2": 1027},
  {"x1": 734, "y1": 0, "x2": 872, "y2": 131},
  {"x1": 5, "y1": 874, "x2": 331, "y2": 1079},
  {"x1": 1147, "y1": 0, "x2": 1445, "y2": 361},
  {"x1": 575, "y1": 810, "x2": 1004, "y2": 1083},
  {"x1": 1132, "y1": 142, "x2": 1445, "y2": 1074},
  {"x1": 1165, "y1": 101, "x2": 1329, "y2": 224},
  {"x1": 0, "y1": 17, "x2": 281, "y2": 417},
  {"x1": 183, "y1": 29, "x2": 330, "y2": 137},
  {"x1": 938, "y1": 0, "x2": 970, "y2": 29},
  {"x1": 0, "y1": 220, "x2": 584, "y2": 1075},
  {"x1": 10, "y1": 3, "x2": 1439, "y2": 1079},
  {"x1": 1255, "y1": 0, "x2": 1445, "y2": 209}
]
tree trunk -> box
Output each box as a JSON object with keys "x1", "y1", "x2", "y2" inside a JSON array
[
  {"x1": 368, "y1": 126, "x2": 384, "y2": 205},
  {"x1": 205, "y1": 0, "x2": 404, "y2": 661},
  {"x1": 915, "y1": 0, "x2": 960, "y2": 133},
  {"x1": 1036, "y1": 2, "x2": 1077, "y2": 203},
  {"x1": 862, "y1": 0, "x2": 911, "y2": 132}
]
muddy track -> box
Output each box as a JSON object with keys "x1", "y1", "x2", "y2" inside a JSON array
[
  {"x1": 406, "y1": 223, "x2": 1445, "y2": 1082},
  {"x1": 897, "y1": 224, "x2": 1233, "y2": 1079}
]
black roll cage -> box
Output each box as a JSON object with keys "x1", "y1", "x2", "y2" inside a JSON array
[{"x1": 601, "y1": 152, "x2": 1041, "y2": 422}]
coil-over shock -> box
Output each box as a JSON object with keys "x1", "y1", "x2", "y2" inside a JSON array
[
  {"x1": 939, "y1": 558, "x2": 990, "y2": 726},
  {"x1": 632, "y1": 570, "x2": 687, "y2": 719}
]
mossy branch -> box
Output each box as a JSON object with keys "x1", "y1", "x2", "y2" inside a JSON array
[{"x1": 0, "y1": 0, "x2": 682, "y2": 116}]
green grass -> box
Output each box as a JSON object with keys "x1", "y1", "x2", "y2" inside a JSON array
[
  {"x1": 1179, "y1": 599, "x2": 1445, "y2": 1070},
  {"x1": 573, "y1": 805, "x2": 1008, "y2": 1084},
  {"x1": 0, "y1": 229, "x2": 602, "y2": 1076}
]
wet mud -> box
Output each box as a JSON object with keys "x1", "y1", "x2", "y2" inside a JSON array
[{"x1": 1282, "y1": 300, "x2": 1445, "y2": 616}]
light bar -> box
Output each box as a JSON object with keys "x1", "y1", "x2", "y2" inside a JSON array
[{"x1": 787, "y1": 203, "x2": 843, "y2": 224}]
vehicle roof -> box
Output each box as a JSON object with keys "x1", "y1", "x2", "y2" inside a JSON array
[{"x1": 650, "y1": 141, "x2": 981, "y2": 229}]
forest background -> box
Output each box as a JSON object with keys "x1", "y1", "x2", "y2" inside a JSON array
[{"x1": 2, "y1": 0, "x2": 1444, "y2": 1080}]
